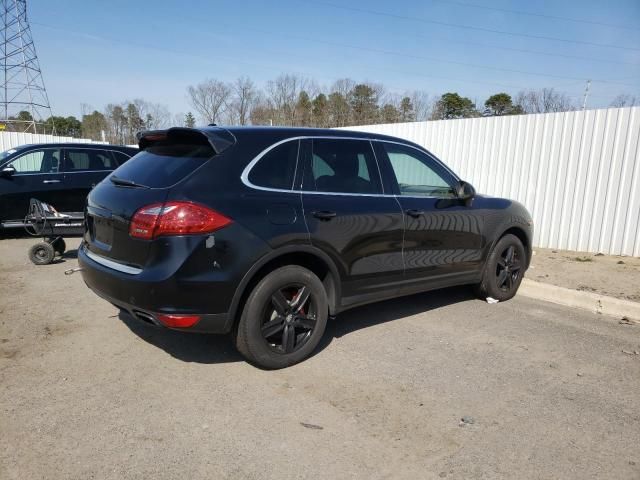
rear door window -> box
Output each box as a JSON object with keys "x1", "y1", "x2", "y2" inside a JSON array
[
  {"x1": 110, "y1": 143, "x2": 214, "y2": 188},
  {"x1": 303, "y1": 139, "x2": 382, "y2": 194},
  {"x1": 248, "y1": 140, "x2": 299, "y2": 190},
  {"x1": 65, "y1": 148, "x2": 117, "y2": 171}
]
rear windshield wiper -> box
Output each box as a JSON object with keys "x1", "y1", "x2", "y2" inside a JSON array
[{"x1": 110, "y1": 175, "x2": 149, "y2": 189}]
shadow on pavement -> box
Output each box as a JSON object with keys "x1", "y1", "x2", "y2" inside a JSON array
[
  {"x1": 118, "y1": 286, "x2": 477, "y2": 365},
  {"x1": 119, "y1": 311, "x2": 243, "y2": 364}
]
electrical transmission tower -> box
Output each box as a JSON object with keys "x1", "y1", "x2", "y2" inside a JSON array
[{"x1": 0, "y1": 0, "x2": 54, "y2": 133}]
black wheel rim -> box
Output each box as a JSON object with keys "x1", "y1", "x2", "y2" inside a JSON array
[
  {"x1": 261, "y1": 283, "x2": 317, "y2": 354},
  {"x1": 35, "y1": 248, "x2": 47, "y2": 260},
  {"x1": 496, "y1": 245, "x2": 522, "y2": 292}
]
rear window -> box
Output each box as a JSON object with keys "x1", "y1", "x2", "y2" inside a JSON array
[{"x1": 111, "y1": 143, "x2": 213, "y2": 188}]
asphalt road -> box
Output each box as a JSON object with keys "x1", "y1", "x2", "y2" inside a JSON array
[{"x1": 1, "y1": 238, "x2": 639, "y2": 480}]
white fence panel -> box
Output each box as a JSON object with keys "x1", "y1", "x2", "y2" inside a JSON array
[
  {"x1": 0, "y1": 131, "x2": 106, "y2": 151},
  {"x1": 338, "y1": 107, "x2": 640, "y2": 256}
]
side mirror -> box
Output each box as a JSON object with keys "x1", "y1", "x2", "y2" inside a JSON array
[
  {"x1": 0, "y1": 165, "x2": 16, "y2": 177},
  {"x1": 457, "y1": 180, "x2": 476, "y2": 203}
]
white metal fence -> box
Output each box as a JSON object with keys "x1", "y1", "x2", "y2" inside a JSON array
[
  {"x1": 0, "y1": 131, "x2": 105, "y2": 151},
  {"x1": 339, "y1": 107, "x2": 640, "y2": 257}
]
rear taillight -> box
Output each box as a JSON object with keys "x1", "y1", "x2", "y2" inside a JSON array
[{"x1": 129, "y1": 201, "x2": 232, "y2": 239}]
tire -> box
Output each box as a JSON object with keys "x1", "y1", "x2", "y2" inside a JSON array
[
  {"x1": 51, "y1": 238, "x2": 66, "y2": 255},
  {"x1": 475, "y1": 234, "x2": 526, "y2": 302},
  {"x1": 29, "y1": 242, "x2": 55, "y2": 265},
  {"x1": 235, "y1": 265, "x2": 328, "y2": 369}
]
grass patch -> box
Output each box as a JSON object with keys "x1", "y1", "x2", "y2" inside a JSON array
[{"x1": 574, "y1": 256, "x2": 593, "y2": 262}]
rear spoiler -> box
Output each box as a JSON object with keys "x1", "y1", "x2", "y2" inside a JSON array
[{"x1": 137, "y1": 127, "x2": 236, "y2": 154}]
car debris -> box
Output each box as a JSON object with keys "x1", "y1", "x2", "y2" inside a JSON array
[
  {"x1": 300, "y1": 422, "x2": 323, "y2": 430},
  {"x1": 459, "y1": 416, "x2": 475, "y2": 426}
]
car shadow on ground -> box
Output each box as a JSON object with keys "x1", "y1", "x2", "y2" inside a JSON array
[{"x1": 118, "y1": 286, "x2": 477, "y2": 366}]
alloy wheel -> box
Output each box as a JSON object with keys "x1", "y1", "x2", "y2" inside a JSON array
[
  {"x1": 261, "y1": 284, "x2": 317, "y2": 354},
  {"x1": 496, "y1": 245, "x2": 522, "y2": 292}
]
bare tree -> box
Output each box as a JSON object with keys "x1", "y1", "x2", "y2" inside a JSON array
[
  {"x1": 408, "y1": 91, "x2": 433, "y2": 121},
  {"x1": 515, "y1": 88, "x2": 575, "y2": 114},
  {"x1": 172, "y1": 112, "x2": 185, "y2": 127},
  {"x1": 104, "y1": 103, "x2": 127, "y2": 144},
  {"x1": 131, "y1": 99, "x2": 171, "y2": 130},
  {"x1": 230, "y1": 76, "x2": 257, "y2": 126},
  {"x1": 610, "y1": 94, "x2": 638, "y2": 108},
  {"x1": 266, "y1": 74, "x2": 309, "y2": 125},
  {"x1": 187, "y1": 79, "x2": 231, "y2": 124},
  {"x1": 331, "y1": 78, "x2": 356, "y2": 98}
]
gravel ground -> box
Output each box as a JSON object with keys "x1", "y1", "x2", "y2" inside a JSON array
[
  {"x1": 1, "y1": 237, "x2": 639, "y2": 480},
  {"x1": 530, "y1": 248, "x2": 640, "y2": 302}
]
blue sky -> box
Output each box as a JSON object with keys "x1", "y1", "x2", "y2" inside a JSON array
[{"x1": 30, "y1": 0, "x2": 640, "y2": 118}]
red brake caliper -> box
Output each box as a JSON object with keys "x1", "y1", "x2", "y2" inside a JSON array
[{"x1": 292, "y1": 288, "x2": 305, "y2": 315}]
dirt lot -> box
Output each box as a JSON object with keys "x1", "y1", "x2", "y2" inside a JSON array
[
  {"x1": 531, "y1": 248, "x2": 640, "y2": 302},
  {"x1": 1, "y1": 237, "x2": 639, "y2": 480}
]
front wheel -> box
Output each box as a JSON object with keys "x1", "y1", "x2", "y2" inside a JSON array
[
  {"x1": 475, "y1": 234, "x2": 526, "y2": 302},
  {"x1": 235, "y1": 265, "x2": 328, "y2": 369}
]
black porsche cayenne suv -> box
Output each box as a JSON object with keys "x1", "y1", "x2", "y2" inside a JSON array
[{"x1": 79, "y1": 126, "x2": 533, "y2": 369}]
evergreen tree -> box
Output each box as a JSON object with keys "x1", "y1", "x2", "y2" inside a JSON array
[{"x1": 185, "y1": 112, "x2": 196, "y2": 128}]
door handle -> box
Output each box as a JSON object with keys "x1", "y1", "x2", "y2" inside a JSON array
[
  {"x1": 42, "y1": 179, "x2": 61, "y2": 184},
  {"x1": 312, "y1": 210, "x2": 337, "y2": 221},
  {"x1": 405, "y1": 209, "x2": 425, "y2": 218}
]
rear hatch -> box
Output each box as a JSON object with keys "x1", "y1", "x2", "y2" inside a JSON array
[{"x1": 84, "y1": 127, "x2": 235, "y2": 269}]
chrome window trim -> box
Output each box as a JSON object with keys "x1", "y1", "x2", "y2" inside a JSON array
[
  {"x1": 240, "y1": 135, "x2": 461, "y2": 200},
  {"x1": 84, "y1": 247, "x2": 142, "y2": 275}
]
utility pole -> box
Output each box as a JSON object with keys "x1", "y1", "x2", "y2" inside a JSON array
[{"x1": 582, "y1": 79, "x2": 591, "y2": 111}]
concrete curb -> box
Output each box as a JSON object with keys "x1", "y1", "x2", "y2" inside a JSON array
[{"x1": 519, "y1": 279, "x2": 640, "y2": 321}]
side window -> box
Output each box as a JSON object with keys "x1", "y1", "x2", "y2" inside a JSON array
[
  {"x1": 304, "y1": 139, "x2": 382, "y2": 194},
  {"x1": 8, "y1": 149, "x2": 61, "y2": 174},
  {"x1": 248, "y1": 140, "x2": 299, "y2": 190},
  {"x1": 111, "y1": 151, "x2": 132, "y2": 166},
  {"x1": 66, "y1": 149, "x2": 114, "y2": 171},
  {"x1": 381, "y1": 143, "x2": 456, "y2": 198},
  {"x1": 96, "y1": 151, "x2": 117, "y2": 170}
]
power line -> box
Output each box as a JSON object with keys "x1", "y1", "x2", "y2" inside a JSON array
[
  {"x1": 202, "y1": 20, "x2": 639, "y2": 87},
  {"x1": 298, "y1": 0, "x2": 640, "y2": 52},
  {"x1": 431, "y1": 37, "x2": 639, "y2": 67},
  {"x1": 433, "y1": 0, "x2": 640, "y2": 32},
  {"x1": 31, "y1": 21, "x2": 622, "y2": 105}
]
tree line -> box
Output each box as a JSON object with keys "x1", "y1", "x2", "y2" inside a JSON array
[{"x1": 4, "y1": 74, "x2": 637, "y2": 143}]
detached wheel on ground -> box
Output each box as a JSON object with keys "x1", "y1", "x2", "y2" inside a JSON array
[
  {"x1": 235, "y1": 265, "x2": 328, "y2": 369},
  {"x1": 29, "y1": 242, "x2": 56, "y2": 265},
  {"x1": 475, "y1": 234, "x2": 526, "y2": 302}
]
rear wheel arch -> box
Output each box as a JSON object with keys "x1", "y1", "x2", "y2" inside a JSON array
[{"x1": 229, "y1": 246, "x2": 341, "y2": 328}]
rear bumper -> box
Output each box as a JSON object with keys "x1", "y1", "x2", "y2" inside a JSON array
[{"x1": 78, "y1": 244, "x2": 233, "y2": 334}]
